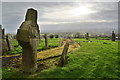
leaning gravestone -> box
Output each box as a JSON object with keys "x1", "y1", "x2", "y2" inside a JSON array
[
  {"x1": 16, "y1": 8, "x2": 40, "y2": 73},
  {"x1": 6, "y1": 34, "x2": 14, "y2": 51},
  {"x1": 112, "y1": 31, "x2": 116, "y2": 41},
  {"x1": 58, "y1": 42, "x2": 69, "y2": 67},
  {"x1": 44, "y1": 34, "x2": 48, "y2": 48}
]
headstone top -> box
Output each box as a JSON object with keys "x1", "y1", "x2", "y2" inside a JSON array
[{"x1": 25, "y1": 8, "x2": 37, "y2": 22}]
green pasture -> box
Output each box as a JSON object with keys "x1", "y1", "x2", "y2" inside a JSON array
[{"x1": 2, "y1": 38, "x2": 119, "y2": 79}]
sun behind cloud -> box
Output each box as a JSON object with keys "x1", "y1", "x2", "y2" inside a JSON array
[{"x1": 72, "y1": 6, "x2": 96, "y2": 16}]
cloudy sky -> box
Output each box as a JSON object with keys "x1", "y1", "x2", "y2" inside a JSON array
[{"x1": 1, "y1": 1, "x2": 119, "y2": 34}]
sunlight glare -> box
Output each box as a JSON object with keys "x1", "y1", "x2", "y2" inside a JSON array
[{"x1": 73, "y1": 6, "x2": 94, "y2": 16}]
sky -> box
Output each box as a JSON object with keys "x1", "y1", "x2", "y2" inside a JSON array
[{"x1": 1, "y1": 1, "x2": 119, "y2": 34}]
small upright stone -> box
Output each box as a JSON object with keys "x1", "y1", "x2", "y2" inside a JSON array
[
  {"x1": 0, "y1": 25, "x2": 2, "y2": 55},
  {"x1": 58, "y1": 42, "x2": 69, "y2": 67},
  {"x1": 0, "y1": 25, "x2": 2, "y2": 39},
  {"x1": 6, "y1": 34, "x2": 14, "y2": 51},
  {"x1": 2, "y1": 28, "x2": 5, "y2": 39},
  {"x1": 44, "y1": 34, "x2": 48, "y2": 48},
  {"x1": 112, "y1": 31, "x2": 116, "y2": 41},
  {"x1": 0, "y1": 25, "x2": 9, "y2": 55},
  {"x1": 16, "y1": 8, "x2": 40, "y2": 73},
  {"x1": 0, "y1": 25, "x2": 5, "y2": 39},
  {"x1": 2, "y1": 39, "x2": 8, "y2": 55}
]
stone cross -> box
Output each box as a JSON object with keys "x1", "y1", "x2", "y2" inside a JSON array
[
  {"x1": 58, "y1": 42, "x2": 69, "y2": 67},
  {"x1": 16, "y1": 8, "x2": 40, "y2": 73},
  {"x1": 6, "y1": 34, "x2": 14, "y2": 51},
  {"x1": 44, "y1": 34, "x2": 48, "y2": 48},
  {"x1": 112, "y1": 31, "x2": 116, "y2": 41}
]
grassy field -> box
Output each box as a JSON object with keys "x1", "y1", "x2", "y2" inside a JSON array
[
  {"x1": 2, "y1": 38, "x2": 119, "y2": 79},
  {"x1": 10, "y1": 38, "x2": 60, "y2": 54}
]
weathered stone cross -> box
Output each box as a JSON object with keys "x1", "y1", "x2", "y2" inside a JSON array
[{"x1": 16, "y1": 8, "x2": 40, "y2": 73}]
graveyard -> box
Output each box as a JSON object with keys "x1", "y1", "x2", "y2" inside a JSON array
[
  {"x1": 0, "y1": 4, "x2": 119, "y2": 79},
  {"x1": 1, "y1": 37, "x2": 119, "y2": 79}
]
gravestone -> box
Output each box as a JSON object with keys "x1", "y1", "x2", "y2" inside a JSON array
[
  {"x1": 16, "y1": 8, "x2": 40, "y2": 73},
  {"x1": 86, "y1": 33, "x2": 89, "y2": 40},
  {"x1": 2, "y1": 28, "x2": 5, "y2": 39},
  {"x1": 0, "y1": 25, "x2": 5, "y2": 39},
  {"x1": 58, "y1": 42, "x2": 69, "y2": 67},
  {"x1": 112, "y1": 31, "x2": 116, "y2": 41},
  {"x1": 0, "y1": 25, "x2": 4, "y2": 39},
  {"x1": 0, "y1": 25, "x2": 8, "y2": 55},
  {"x1": 0, "y1": 25, "x2": 2, "y2": 55},
  {"x1": 0, "y1": 25, "x2": 2, "y2": 39},
  {"x1": 6, "y1": 34, "x2": 14, "y2": 51},
  {"x1": 44, "y1": 34, "x2": 48, "y2": 48},
  {"x1": 2, "y1": 39, "x2": 8, "y2": 55}
]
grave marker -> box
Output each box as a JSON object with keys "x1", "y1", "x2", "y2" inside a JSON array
[
  {"x1": 58, "y1": 42, "x2": 69, "y2": 67},
  {"x1": 44, "y1": 34, "x2": 48, "y2": 48},
  {"x1": 16, "y1": 8, "x2": 40, "y2": 73},
  {"x1": 0, "y1": 25, "x2": 8, "y2": 55},
  {"x1": 6, "y1": 34, "x2": 14, "y2": 51}
]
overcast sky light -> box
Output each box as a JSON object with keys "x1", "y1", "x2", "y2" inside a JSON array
[{"x1": 1, "y1": 1, "x2": 118, "y2": 34}]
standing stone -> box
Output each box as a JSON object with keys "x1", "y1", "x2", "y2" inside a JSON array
[
  {"x1": 58, "y1": 42, "x2": 69, "y2": 67},
  {"x1": 16, "y1": 8, "x2": 40, "y2": 73},
  {"x1": 0, "y1": 25, "x2": 2, "y2": 55},
  {"x1": 6, "y1": 34, "x2": 14, "y2": 51},
  {"x1": 0, "y1": 25, "x2": 2, "y2": 39},
  {"x1": 86, "y1": 33, "x2": 89, "y2": 40},
  {"x1": 112, "y1": 31, "x2": 116, "y2": 41},
  {"x1": 0, "y1": 25, "x2": 5, "y2": 39},
  {"x1": 44, "y1": 34, "x2": 48, "y2": 48},
  {"x1": 2, "y1": 28, "x2": 5, "y2": 39},
  {"x1": 0, "y1": 25, "x2": 8, "y2": 55},
  {"x1": 2, "y1": 39, "x2": 8, "y2": 55}
]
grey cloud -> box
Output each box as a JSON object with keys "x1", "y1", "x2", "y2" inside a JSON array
[{"x1": 2, "y1": 2, "x2": 118, "y2": 34}]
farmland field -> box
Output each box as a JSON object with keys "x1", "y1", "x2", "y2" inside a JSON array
[{"x1": 2, "y1": 38, "x2": 120, "y2": 79}]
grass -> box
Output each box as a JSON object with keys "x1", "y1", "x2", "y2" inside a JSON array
[
  {"x1": 31, "y1": 38, "x2": 119, "y2": 79},
  {"x1": 10, "y1": 38, "x2": 60, "y2": 54},
  {"x1": 2, "y1": 38, "x2": 120, "y2": 79}
]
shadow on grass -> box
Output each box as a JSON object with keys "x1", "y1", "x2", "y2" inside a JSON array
[{"x1": 37, "y1": 46, "x2": 58, "y2": 52}]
